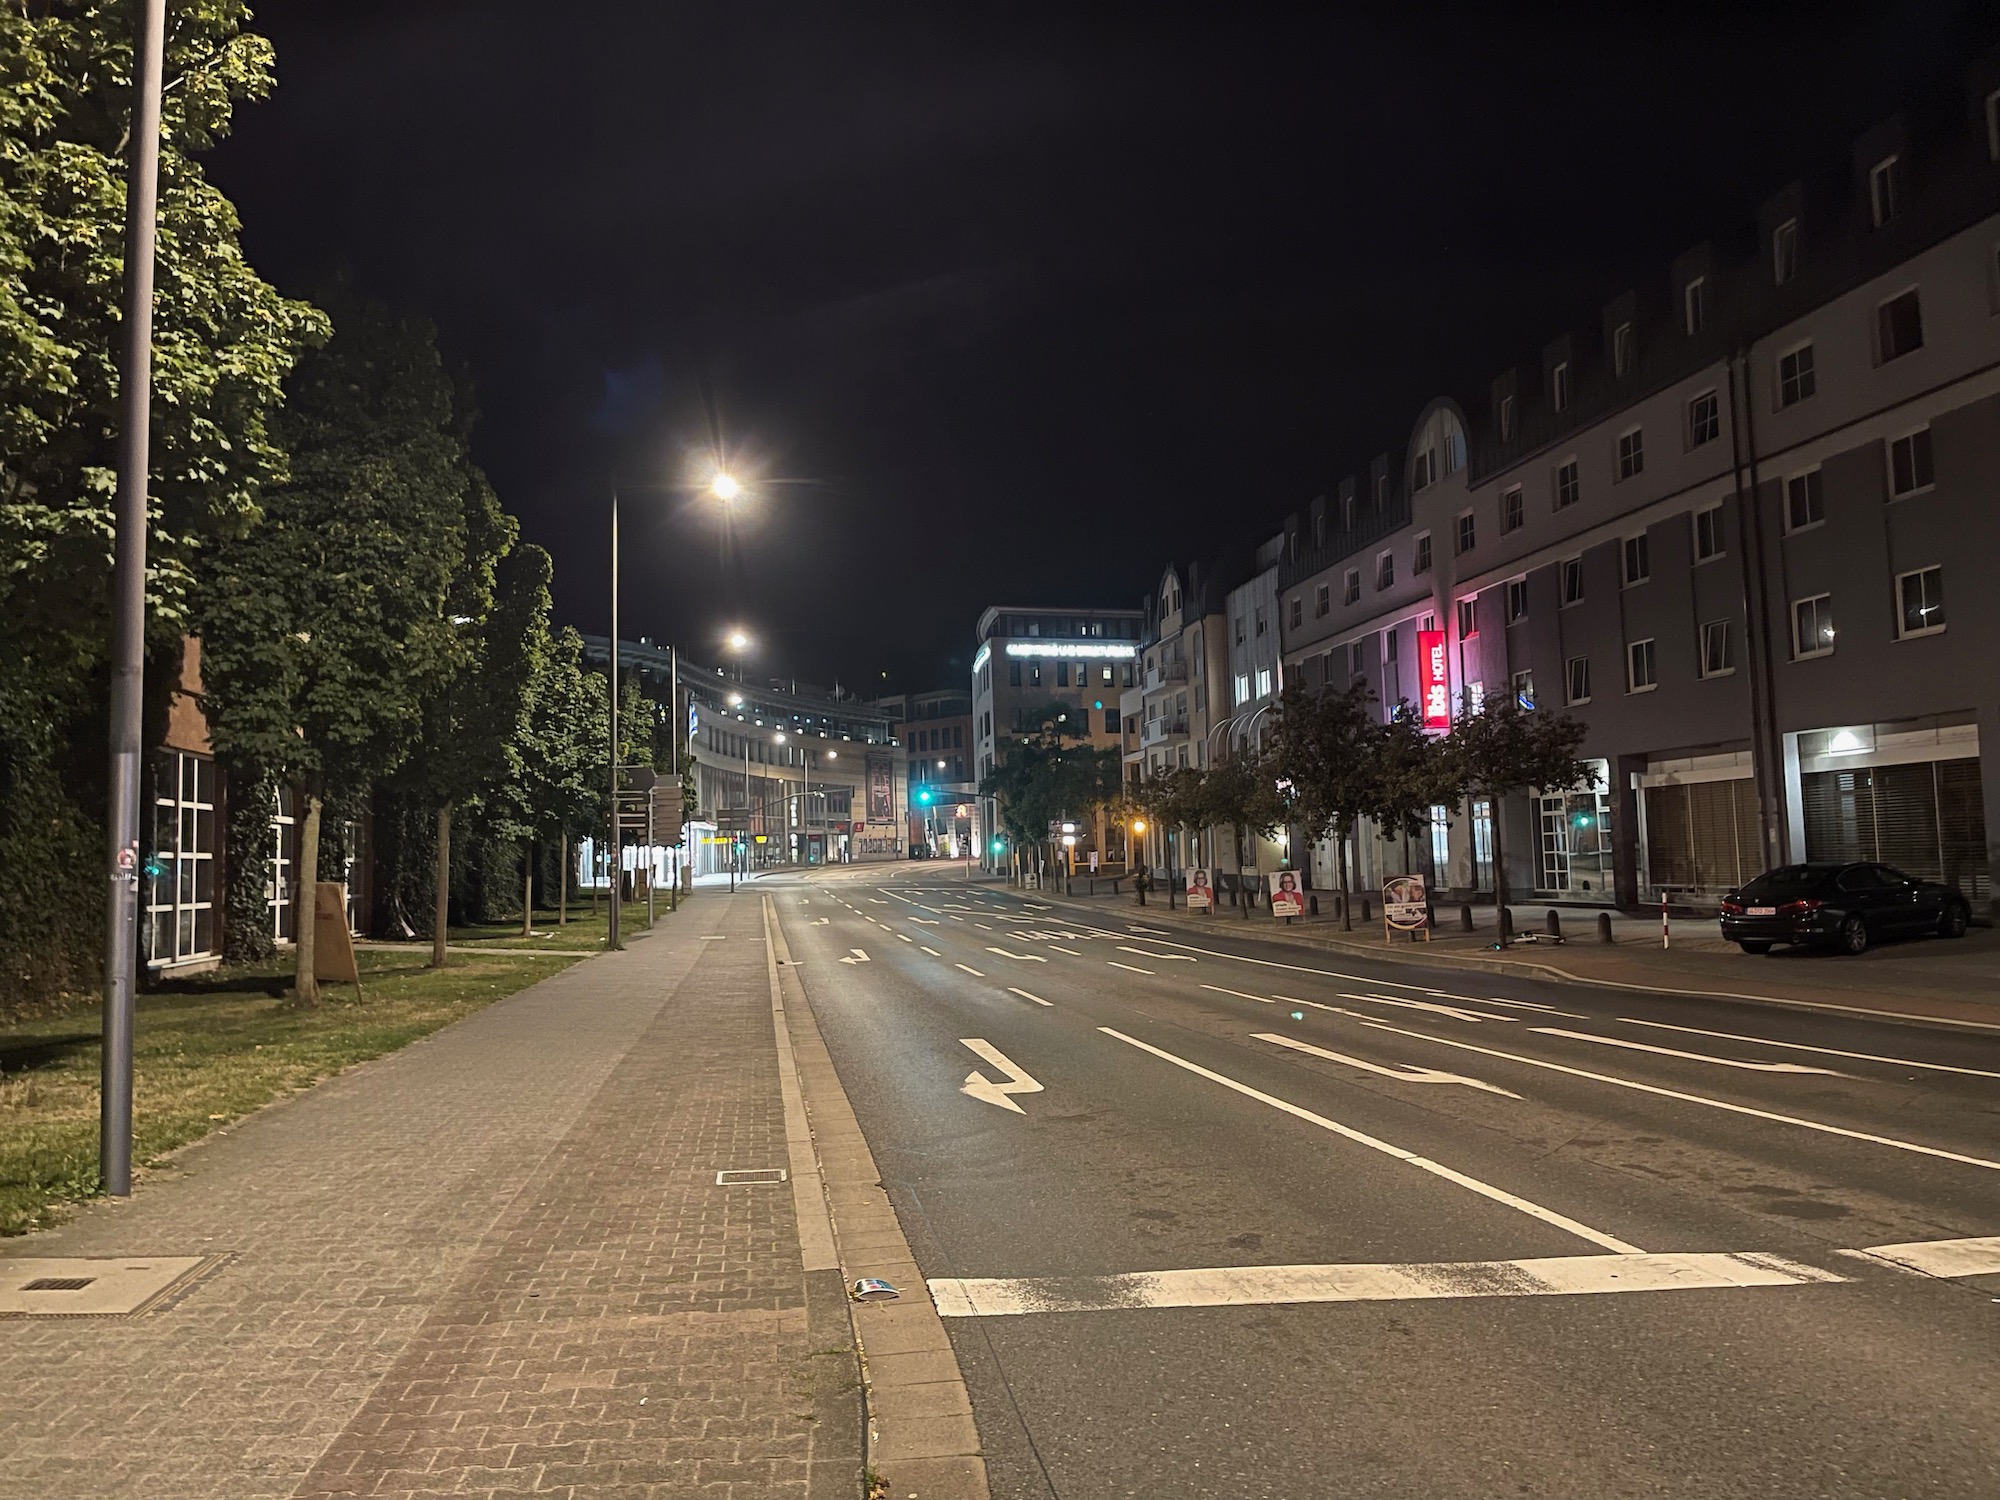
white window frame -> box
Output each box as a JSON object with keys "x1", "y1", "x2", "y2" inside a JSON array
[
  {"x1": 1777, "y1": 340, "x2": 1816, "y2": 408},
  {"x1": 1314, "y1": 582, "x2": 1331, "y2": 617},
  {"x1": 1553, "y1": 457, "x2": 1580, "y2": 511},
  {"x1": 1455, "y1": 510, "x2": 1476, "y2": 555},
  {"x1": 1622, "y1": 533, "x2": 1650, "y2": 587},
  {"x1": 1412, "y1": 531, "x2": 1432, "y2": 575},
  {"x1": 1288, "y1": 594, "x2": 1303, "y2": 629},
  {"x1": 1344, "y1": 567, "x2": 1361, "y2": 606},
  {"x1": 1686, "y1": 388, "x2": 1720, "y2": 449},
  {"x1": 1699, "y1": 619, "x2": 1734, "y2": 678},
  {"x1": 1255, "y1": 666, "x2": 1274, "y2": 698},
  {"x1": 1498, "y1": 393, "x2": 1516, "y2": 442},
  {"x1": 1613, "y1": 321, "x2": 1635, "y2": 376},
  {"x1": 1874, "y1": 284, "x2": 1924, "y2": 365},
  {"x1": 1501, "y1": 485, "x2": 1523, "y2": 533},
  {"x1": 1791, "y1": 593, "x2": 1835, "y2": 659},
  {"x1": 1375, "y1": 549, "x2": 1395, "y2": 591},
  {"x1": 1886, "y1": 425, "x2": 1935, "y2": 499},
  {"x1": 1683, "y1": 277, "x2": 1706, "y2": 336},
  {"x1": 1234, "y1": 672, "x2": 1251, "y2": 705},
  {"x1": 1773, "y1": 218, "x2": 1799, "y2": 285},
  {"x1": 1783, "y1": 467, "x2": 1825, "y2": 533},
  {"x1": 1505, "y1": 578, "x2": 1528, "y2": 623},
  {"x1": 1626, "y1": 638, "x2": 1658, "y2": 694},
  {"x1": 1616, "y1": 425, "x2": 1644, "y2": 482},
  {"x1": 1552, "y1": 360, "x2": 1570, "y2": 411},
  {"x1": 1512, "y1": 668, "x2": 1535, "y2": 711},
  {"x1": 1456, "y1": 596, "x2": 1479, "y2": 639},
  {"x1": 1559, "y1": 556, "x2": 1584, "y2": 607},
  {"x1": 1565, "y1": 655, "x2": 1591, "y2": 706},
  {"x1": 1693, "y1": 503, "x2": 1726, "y2": 563},
  {"x1": 1869, "y1": 154, "x2": 1900, "y2": 228},
  {"x1": 1895, "y1": 565, "x2": 1945, "y2": 640}
]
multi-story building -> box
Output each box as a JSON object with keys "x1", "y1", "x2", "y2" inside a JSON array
[
  {"x1": 972, "y1": 604, "x2": 1144, "y2": 870},
  {"x1": 876, "y1": 688, "x2": 977, "y2": 855},
  {"x1": 1277, "y1": 61, "x2": 2000, "y2": 913}
]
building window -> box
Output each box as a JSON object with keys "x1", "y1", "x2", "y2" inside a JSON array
[
  {"x1": 1876, "y1": 288, "x2": 1924, "y2": 363},
  {"x1": 1613, "y1": 321, "x2": 1635, "y2": 376},
  {"x1": 1343, "y1": 493, "x2": 1358, "y2": 529},
  {"x1": 1505, "y1": 578, "x2": 1528, "y2": 622},
  {"x1": 1501, "y1": 486, "x2": 1523, "y2": 533},
  {"x1": 1499, "y1": 393, "x2": 1516, "y2": 441},
  {"x1": 1288, "y1": 595, "x2": 1303, "y2": 629},
  {"x1": 1455, "y1": 511, "x2": 1475, "y2": 555},
  {"x1": 1552, "y1": 360, "x2": 1570, "y2": 411},
  {"x1": 1700, "y1": 620, "x2": 1734, "y2": 677},
  {"x1": 1056, "y1": 661, "x2": 1070, "y2": 687},
  {"x1": 1312, "y1": 511, "x2": 1326, "y2": 548},
  {"x1": 1513, "y1": 669, "x2": 1535, "y2": 710},
  {"x1": 1234, "y1": 672, "x2": 1250, "y2": 705},
  {"x1": 1896, "y1": 566, "x2": 1945, "y2": 638},
  {"x1": 1684, "y1": 277, "x2": 1706, "y2": 336},
  {"x1": 1315, "y1": 582, "x2": 1331, "y2": 617},
  {"x1": 1616, "y1": 427, "x2": 1644, "y2": 481},
  {"x1": 1623, "y1": 533, "x2": 1650, "y2": 586},
  {"x1": 1778, "y1": 343, "x2": 1816, "y2": 407},
  {"x1": 1376, "y1": 550, "x2": 1395, "y2": 590},
  {"x1": 1773, "y1": 218, "x2": 1799, "y2": 285},
  {"x1": 1008, "y1": 661, "x2": 1022, "y2": 687},
  {"x1": 1553, "y1": 458, "x2": 1580, "y2": 510},
  {"x1": 1888, "y1": 427, "x2": 1934, "y2": 497},
  {"x1": 1349, "y1": 641, "x2": 1367, "y2": 680},
  {"x1": 1792, "y1": 593, "x2": 1835, "y2": 658},
  {"x1": 1988, "y1": 87, "x2": 2000, "y2": 161},
  {"x1": 1343, "y1": 568, "x2": 1360, "y2": 605},
  {"x1": 1374, "y1": 474, "x2": 1389, "y2": 508},
  {"x1": 1412, "y1": 447, "x2": 1437, "y2": 492},
  {"x1": 1627, "y1": 638, "x2": 1658, "y2": 693},
  {"x1": 1255, "y1": 667, "x2": 1273, "y2": 698},
  {"x1": 1869, "y1": 154, "x2": 1901, "y2": 228},
  {"x1": 1456, "y1": 597, "x2": 1478, "y2": 638},
  {"x1": 1784, "y1": 469, "x2": 1824, "y2": 531},
  {"x1": 147, "y1": 751, "x2": 216, "y2": 967},
  {"x1": 1687, "y1": 389, "x2": 1719, "y2": 448},
  {"x1": 1565, "y1": 656, "x2": 1591, "y2": 705},
  {"x1": 1413, "y1": 532, "x2": 1433, "y2": 575},
  {"x1": 1560, "y1": 557, "x2": 1584, "y2": 606},
  {"x1": 1694, "y1": 503, "x2": 1726, "y2": 561}
]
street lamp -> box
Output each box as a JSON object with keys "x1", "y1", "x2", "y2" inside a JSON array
[{"x1": 711, "y1": 471, "x2": 742, "y2": 502}]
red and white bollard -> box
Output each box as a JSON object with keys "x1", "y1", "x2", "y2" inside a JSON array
[{"x1": 1661, "y1": 890, "x2": 1670, "y2": 950}]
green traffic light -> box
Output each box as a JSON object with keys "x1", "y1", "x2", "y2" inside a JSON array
[
  {"x1": 917, "y1": 788, "x2": 932, "y2": 804},
  {"x1": 990, "y1": 839, "x2": 1004, "y2": 853}
]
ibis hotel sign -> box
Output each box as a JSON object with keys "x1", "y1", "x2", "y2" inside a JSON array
[{"x1": 1419, "y1": 629, "x2": 1450, "y2": 731}]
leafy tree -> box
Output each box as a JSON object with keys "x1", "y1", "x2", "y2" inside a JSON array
[
  {"x1": 1365, "y1": 705, "x2": 1465, "y2": 884},
  {"x1": 1193, "y1": 747, "x2": 1285, "y2": 882},
  {"x1": 198, "y1": 300, "x2": 469, "y2": 1000},
  {"x1": 1270, "y1": 681, "x2": 1381, "y2": 929},
  {"x1": 1132, "y1": 763, "x2": 1209, "y2": 871},
  {"x1": 980, "y1": 698, "x2": 1118, "y2": 880},
  {"x1": 514, "y1": 626, "x2": 608, "y2": 923},
  {"x1": 1445, "y1": 699, "x2": 1595, "y2": 945}
]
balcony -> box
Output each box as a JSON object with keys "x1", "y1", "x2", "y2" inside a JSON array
[
  {"x1": 1141, "y1": 715, "x2": 1190, "y2": 747},
  {"x1": 1148, "y1": 659, "x2": 1189, "y2": 687}
]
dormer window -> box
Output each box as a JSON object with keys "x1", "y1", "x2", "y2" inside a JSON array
[
  {"x1": 1552, "y1": 361, "x2": 1570, "y2": 411},
  {"x1": 1869, "y1": 155, "x2": 1902, "y2": 229},
  {"x1": 1342, "y1": 492, "x2": 1356, "y2": 529},
  {"x1": 1613, "y1": 322, "x2": 1635, "y2": 377},
  {"x1": 1498, "y1": 393, "x2": 1516, "y2": 442},
  {"x1": 1412, "y1": 448, "x2": 1437, "y2": 492},
  {"x1": 1773, "y1": 218, "x2": 1799, "y2": 284},
  {"x1": 1683, "y1": 278, "x2": 1706, "y2": 336},
  {"x1": 1987, "y1": 89, "x2": 2000, "y2": 162},
  {"x1": 1312, "y1": 511, "x2": 1326, "y2": 547}
]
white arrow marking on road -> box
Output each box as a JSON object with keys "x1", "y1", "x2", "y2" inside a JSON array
[
  {"x1": 960, "y1": 1038, "x2": 1044, "y2": 1113},
  {"x1": 1529, "y1": 1027, "x2": 1844, "y2": 1075},
  {"x1": 1118, "y1": 946, "x2": 1195, "y2": 962},
  {"x1": 1338, "y1": 993, "x2": 1515, "y2": 1023},
  {"x1": 1257, "y1": 1032, "x2": 1521, "y2": 1097},
  {"x1": 986, "y1": 947, "x2": 1047, "y2": 962},
  {"x1": 810, "y1": 918, "x2": 830, "y2": 926},
  {"x1": 838, "y1": 948, "x2": 871, "y2": 965}
]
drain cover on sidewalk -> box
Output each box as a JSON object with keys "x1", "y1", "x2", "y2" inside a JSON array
[
  {"x1": 715, "y1": 1169, "x2": 788, "y2": 1185},
  {"x1": 0, "y1": 1257, "x2": 212, "y2": 1317}
]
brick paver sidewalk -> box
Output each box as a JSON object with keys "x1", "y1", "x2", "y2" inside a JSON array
[{"x1": 0, "y1": 892, "x2": 862, "y2": 1500}]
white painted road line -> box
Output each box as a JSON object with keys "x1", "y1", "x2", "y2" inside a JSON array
[
  {"x1": 1117, "y1": 946, "x2": 1196, "y2": 962},
  {"x1": 897, "y1": 933, "x2": 913, "y2": 943},
  {"x1": 1201, "y1": 984, "x2": 1274, "y2": 1004},
  {"x1": 1008, "y1": 988, "x2": 1054, "y2": 1007},
  {"x1": 1619, "y1": 1018, "x2": 2000, "y2": 1080},
  {"x1": 1850, "y1": 1235, "x2": 2000, "y2": 1279},
  {"x1": 921, "y1": 946, "x2": 942, "y2": 956},
  {"x1": 1048, "y1": 944, "x2": 1083, "y2": 956},
  {"x1": 1257, "y1": 1032, "x2": 1522, "y2": 1097},
  {"x1": 1107, "y1": 961, "x2": 1155, "y2": 976},
  {"x1": 959, "y1": 1038, "x2": 1044, "y2": 1113},
  {"x1": 928, "y1": 1249, "x2": 1841, "y2": 1317},
  {"x1": 985, "y1": 947, "x2": 1048, "y2": 962},
  {"x1": 1098, "y1": 1027, "x2": 1642, "y2": 1253},
  {"x1": 955, "y1": 963, "x2": 986, "y2": 977},
  {"x1": 1353, "y1": 1018, "x2": 2000, "y2": 1173},
  {"x1": 1528, "y1": 1027, "x2": 1845, "y2": 1076},
  {"x1": 1337, "y1": 992, "x2": 1516, "y2": 1024}
]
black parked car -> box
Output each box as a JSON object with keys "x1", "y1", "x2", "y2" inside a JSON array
[{"x1": 1718, "y1": 862, "x2": 1972, "y2": 955}]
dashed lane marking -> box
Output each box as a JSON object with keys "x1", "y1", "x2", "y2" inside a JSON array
[
  {"x1": 921, "y1": 946, "x2": 943, "y2": 956},
  {"x1": 1048, "y1": 944, "x2": 1083, "y2": 956},
  {"x1": 1337, "y1": 992, "x2": 1516, "y2": 1024},
  {"x1": 1529, "y1": 1026, "x2": 1844, "y2": 1075},
  {"x1": 1619, "y1": 1018, "x2": 2000, "y2": 1080},
  {"x1": 1009, "y1": 988, "x2": 1054, "y2": 1007},
  {"x1": 985, "y1": 947, "x2": 1047, "y2": 962},
  {"x1": 1117, "y1": 946, "x2": 1195, "y2": 963},
  {"x1": 1200, "y1": 984, "x2": 1273, "y2": 1004},
  {"x1": 956, "y1": 963, "x2": 986, "y2": 976},
  {"x1": 1257, "y1": 1032, "x2": 1522, "y2": 1098},
  {"x1": 1107, "y1": 961, "x2": 1155, "y2": 976}
]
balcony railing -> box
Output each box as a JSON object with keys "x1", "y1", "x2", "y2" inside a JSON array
[{"x1": 1141, "y1": 715, "x2": 1190, "y2": 746}]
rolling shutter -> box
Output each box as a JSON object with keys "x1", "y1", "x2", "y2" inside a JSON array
[{"x1": 1802, "y1": 761, "x2": 1988, "y2": 902}]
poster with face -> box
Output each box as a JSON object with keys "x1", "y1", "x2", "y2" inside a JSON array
[
  {"x1": 1185, "y1": 868, "x2": 1213, "y2": 910},
  {"x1": 1384, "y1": 874, "x2": 1429, "y2": 930},
  {"x1": 866, "y1": 752, "x2": 893, "y2": 823},
  {"x1": 1267, "y1": 869, "x2": 1305, "y2": 918}
]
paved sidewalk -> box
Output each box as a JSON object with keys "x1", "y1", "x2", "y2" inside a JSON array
[{"x1": 0, "y1": 894, "x2": 864, "y2": 1499}]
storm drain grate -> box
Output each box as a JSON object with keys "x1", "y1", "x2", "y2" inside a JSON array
[
  {"x1": 1, "y1": 1256, "x2": 214, "y2": 1316},
  {"x1": 715, "y1": 1169, "x2": 788, "y2": 1186},
  {"x1": 21, "y1": 1277, "x2": 95, "y2": 1292}
]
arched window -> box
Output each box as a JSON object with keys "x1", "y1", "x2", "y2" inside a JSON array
[{"x1": 1410, "y1": 407, "x2": 1467, "y2": 491}]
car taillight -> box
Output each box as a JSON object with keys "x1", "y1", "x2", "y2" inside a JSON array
[
  {"x1": 1777, "y1": 898, "x2": 1822, "y2": 916},
  {"x1": 1720, "y1": 898, "x2": 1744, "y2": 915}
]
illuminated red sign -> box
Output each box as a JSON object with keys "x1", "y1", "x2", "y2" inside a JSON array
[{"x1": 1419, "y1": 629, "x2": 1450, "y2": 731}]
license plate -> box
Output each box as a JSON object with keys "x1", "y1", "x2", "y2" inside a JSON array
[{"x1": 1749, "y1": 907, "x2": 1776, "y2": 917}]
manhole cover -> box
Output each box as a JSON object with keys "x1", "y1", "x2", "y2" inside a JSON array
[
  {"x1": 715, "y1": 1169, "x2": 788, "y2": 1186},
  {"x1": 1, "y1": 1257, "x2": 214, "y2": 1317}
]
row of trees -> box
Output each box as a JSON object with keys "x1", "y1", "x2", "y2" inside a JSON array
[
  {"x1": 0, "y1": 10, "x2": 657, "y2": 1008},
  {"x1": 979, "y1": 700, "x2": 1122, "y2": 877}
]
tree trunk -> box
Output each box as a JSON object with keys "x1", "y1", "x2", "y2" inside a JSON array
[
  {"x1": 1489, "y1": 791, "x2": 1510, "y2": 945},
  {"x1": 522, "y1": 841, "x2": 534, "y2": 937},
  {"x1": 295, "y1": 784, "x2": 324, "y2": 1005},
  {"x1": 559, "y1": 832, "x2": 569, "y2": 925},
  {"x1": 1338, "y1": 824, "x2": 1353, "y2": 931},
  {"x1": 430, "y1": 804, "x2": 450, "y2": 968}
]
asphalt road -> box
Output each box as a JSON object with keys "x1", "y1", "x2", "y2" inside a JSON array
[{"x1": 771, "y1": 866, "x2": 2000, "y2": 1500}]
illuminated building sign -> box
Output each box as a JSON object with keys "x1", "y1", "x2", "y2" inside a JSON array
[
  {"x1": 1002, "y1": 642, "x2": 1138, "y2": 660},
  {"x1": 1419, "y1": 629, "x2": 1450, "y2": 731}
]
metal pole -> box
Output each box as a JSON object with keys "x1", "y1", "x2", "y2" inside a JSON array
[
  {"x1": 669, "y1": 645, "x2": 679, "y2": 911},
  {"x1": 647, "y1": 788, "x2": 655, "y2": 927},
  {"x1": 100, "y1": 0, "x2": 167, "y2": 1201},
  {"x1": 804, "y1": 749, "x2": 811, "y2": 866},
  {"x1": 608, "y1": 487, "x2": 622, "y2": 950}
]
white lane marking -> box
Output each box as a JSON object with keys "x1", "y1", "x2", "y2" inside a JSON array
[
  {"x1": 1337, "y1": 992, "x2": 1516, "y2": 1024},
  {"x1": 949, "y1": 916, "x2": 965, "y2": 921},
  {"x1": 985, "y1": 947, "x2": 1047, "y2": 963},
  {"x1": 1048, "y1": 944, "x2": 1083, "y2": 956},
  {"x1": 810, "y1": 918, "x2": 829, "y2": 926},
  {"x1": 910, "y1": 918, "x2": 940, "y2": 925},
  {"x1": 1118, "y1": 946, "x2": 1196, "y2": 963},
  {"x1": 929, "y1": 1250, "x2": 1843, "y2": 1317},
  {"x1": 1352, "y1": 1019, "x2": 2000, "y2": 1173},
  {"x1": 838, "y1": 948, "x2": 871, "y2": 965},
  {"x1": 1201, "y1": 983, "x2": 1274, "y2": 1004},
  {"x1": 1848, "y1": 1236, "x2": 2000, "y2": 1278},
  {"x1": 959, "y1": 1037, "x2": 1044, "y2": 1113},
  {"x1": 921, "y1": 946, "x2": 943, "y2": 956},
  {"x1": 1619, "y1": 1018, "x2": 2000, "y2": 1080},
  {"x1": 1107, "y1": 961, "x2": 1155, "y2": 975},
  {"x1": 1127, "y1": 925, "x2": 1169, "y2": 935},
  {"x1": 1528, "y1": 1027, "x2": 1843, "y2": 1075},
  {"x1": 955, "y1": 963, "x2": 986, "y2": 977},
  {"x1": 868, "y1": 898, "x2": 887, "y2": 904},
  {"x1": 1009, "y1": 987, "x2": 1054, "y2": 1007},
  {"x1": 976, "y1": 923, "x2": 993, "y2": 931},
  {"x1": 1273, "y1": 994, "x2": 1341, "y2": 1013},
  {"x1": 898, "y1": 934, "x2": 913, "y2": 943},
  {"x1": 1257, "y1": 1032, "x2": 1522, "y2": 1097},
  {"x1": 1098, "y1": 1027, "x2": 1641, "y2": 1253},
  {"x1": 1473, "y1": 996, "x2": 1587, "y2": 1018}
]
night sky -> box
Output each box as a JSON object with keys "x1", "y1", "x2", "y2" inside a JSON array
[{"x1": 209, "y1": 2, "x2": 1998, "y2": 696}]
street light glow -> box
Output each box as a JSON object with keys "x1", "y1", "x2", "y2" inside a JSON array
[
  {"x1": 710, "y1": 472, "x2": 742, "y2": 501},
  {"x1": 727, "y1": 630, "x2": 749, "y2": 651}
]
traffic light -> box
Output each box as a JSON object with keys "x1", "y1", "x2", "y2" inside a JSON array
[{"x1": 916, "y1": 786, "x2": 933, "y2": 805}]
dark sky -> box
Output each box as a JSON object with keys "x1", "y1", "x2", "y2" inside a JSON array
[{"x1": 209, "y1": 2, "x2": 1998, "y2": 695}]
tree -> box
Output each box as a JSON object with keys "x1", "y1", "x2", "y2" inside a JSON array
[
  {"x1": 1132, "y1": 764, "x2": 1210, "y2": 876},
  {"x1": 1365, "y1": 705, "x2": 1466, "y2": 884},
  {"x1": 980, "y1": 698, "x2": 1118, "y2": 880},
  {"x1": 1270, "y1": 681, "x2": 1381, "y2": 929},
  {"x1": 1445, "y1": 698, "x2": 1595, "y2": 946},
  {"x1": 198, "y1": 300, "x2": 469, "y2": 1000},
  {"x1": 1195, "y1": 746, "x2": 1285, "y2": 887},
  {"x1": 513, "y1": 626, "x2": 608, "y2": 925}
]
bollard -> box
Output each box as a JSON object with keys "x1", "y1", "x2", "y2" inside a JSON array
[
  {"x1": 1546, "y1": 908, "x2": 1562, "y2": 937},
  {"x1": 1308, "y1": 893, "x2": 1319, "y2": 917},
  {"x1": 1597, "y1": 910, "x2": 1614, "y2": 943},
  {"x1": 1359, "y1": 895, "x2": 1372, "y2": 922},
  {"x1": 1459, "y1": 903, "x2": 1474, "y2": 932},
  {"x1": 1500, "y1": 905, "x2": 1514, "y2": 939}
]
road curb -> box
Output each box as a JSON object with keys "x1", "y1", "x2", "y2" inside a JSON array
[{"x1": 765, "y1": 896, "x2": 992, "y2": 1500}]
